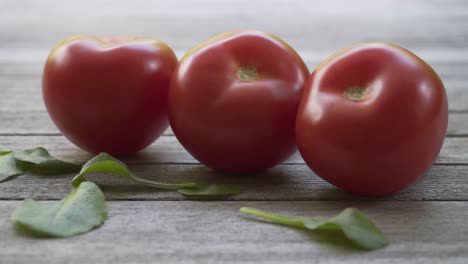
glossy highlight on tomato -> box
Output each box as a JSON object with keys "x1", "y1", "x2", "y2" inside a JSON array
[
  {"x1": 296, "y1": 42, "x2": 448, "y2": 196},
  {"x1": 169, "y1": 30, "x2": 309, "y2": 173},
  {"x1": 42, "y1": 36, "x2": 178, "y2": 156}
]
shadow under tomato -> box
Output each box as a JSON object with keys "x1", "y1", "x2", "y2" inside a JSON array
[{"x1": 119, "y1": 150, "x2": 165, "y2": 164}]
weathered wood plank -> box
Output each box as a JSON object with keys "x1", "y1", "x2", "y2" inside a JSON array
[
  {"x1": 0, "y1": 135, "x2": 465, "y2": 165},
  {"x1": 1, "y1": 111, "x2": 468, "y2": 136},
  {"x1": 0, "y1": 201, "x2": 467, "y2": 263},
  {"x1": 448, "y1": 113, "x2": 468, "y2": 136},
  {"x1": 0, "y1": 164, "x2": 466, "y2": 201},
  {"x1": 0, "y1": 0, "x2": 467, "y2": 51},
  {"x1": 0, "y1": 111, "x2": 174, "y2": 136}
]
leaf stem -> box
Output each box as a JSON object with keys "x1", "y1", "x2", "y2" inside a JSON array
[
  {"x1": 240, "y1": 207, "x2": 306, "y2": 229},
  {"x1": 130, "y1": 174, "x2": 198, "y2": 190}
]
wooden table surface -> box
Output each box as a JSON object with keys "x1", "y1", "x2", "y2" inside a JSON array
[{"x1": 1, "y1": 0, "x2": 467, "y2": 263}]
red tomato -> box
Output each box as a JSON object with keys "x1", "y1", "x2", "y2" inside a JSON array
[
  {"x1": 296, "y1": 43, "x2": 448, "y2": 196},
  {"x1": 169, "y1": 30, "x2": 309, "y2": 172},
  {"x1": 42, "y1": 36, "x2": 177, "y2": 156}
]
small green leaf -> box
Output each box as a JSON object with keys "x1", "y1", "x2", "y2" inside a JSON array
[
  {"x1": 13, "y1": 147, "x2": 81, "y2": 175},
  {"x1": 327, "y1": 208, "x2": 388, "y2": 249},
  {"x1": 71, "y1": 153, "x2": 134, "y2": 187},
  {"x1": 240, "y1": 207, "x2": 388, "y2": 250},
  {"x1": 0, "y1": 147, "x2": 11, "y2": 155},
  {"x1": 177, "y1": 184, "x2": 242, "y2": 200},
  {"x1": 0, "y1": 151, "x2": 25, "y2": 182},
  {"x1": 11, "y1": 181, "x2": 107, "y2": 238},
  {"x1": 71, "y1": 153, "x2": 197, "y2": 189}
]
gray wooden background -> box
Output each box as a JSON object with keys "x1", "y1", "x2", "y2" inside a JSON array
[{"x1": 0, "y1": 0, "x2": 467, "y2": 263}]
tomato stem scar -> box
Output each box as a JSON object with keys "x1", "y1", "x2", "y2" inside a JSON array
[
  {"x1": 237, "y1": 66, "x2": 258, "y2": 81},
  {"x1": 344, "y1": 86, "x2": 367, "y2": 101}
]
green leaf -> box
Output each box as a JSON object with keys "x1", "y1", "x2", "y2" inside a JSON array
[
  {"x1": 0, "y1": 147, "x2": 11, "y2": 155},
  {"x1": 72, "y1": 153, "x2": 242, "y2": 200},
  {"x1": 177, "y1": 184, "x2": 242, "y2": 200},
  {"x1": 327, "y1": 208, "x2": 388, "y2": 249},
  {"x1": 71, "y1": 153, "x2": 133, "y2": 187},
  {"x1": 240, "y1": 207, "x2": 388, "y2": 250},
  {"x1": 0, "y1": 151, "x2": 25, "y2": 182},
  {"x1": 11, "y1": 181, "x2": 107, "y2": 238},
  {"x1": 71, "y1": 153, "x2": 197, "y2": 189},
  {"x1": 13, "y1": 147, "x2": 81, "y2": 175}
]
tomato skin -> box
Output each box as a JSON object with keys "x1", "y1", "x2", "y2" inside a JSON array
[
  {"x1": 42, "y1": 36, "x2": 178, "y2": 156},
  {"x1": 296, "y1": 43, "x2": 448, "y2": 196},
  {"x1": 169, "y1": 30, "x2": 309, "y2": 173}
]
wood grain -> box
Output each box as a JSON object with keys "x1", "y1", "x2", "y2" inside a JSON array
[
  {"x1": 0, "y1": 201, "x2": 467, "y2": 264},
  {"x1": 0, "y1": 135, "x2": 466, "y2": 165}
]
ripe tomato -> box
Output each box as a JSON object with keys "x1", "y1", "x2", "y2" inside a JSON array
[
  {"x1": 296, "y1": 43, "x2": 448, "y2": 196},
  {"x1": 169, "y1": 30, "x2": 309, "y2": 172},
  {"x1": 42, "y1": 36, "x2": 177, "y2": 156}
]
